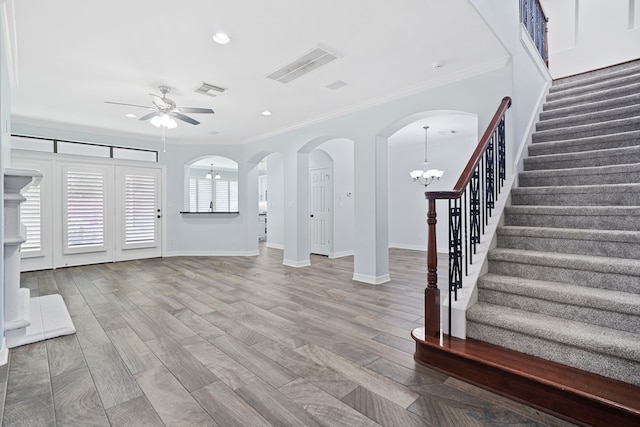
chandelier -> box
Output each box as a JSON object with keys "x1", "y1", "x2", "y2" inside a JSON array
[{"x1": 409, "y1": 126, "x2": 443, "y2": 187}]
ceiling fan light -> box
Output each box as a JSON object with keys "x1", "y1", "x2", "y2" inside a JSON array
[
  {"x1": 159, "y1": 114, "x2": 178, "y2": 129},
  {"x1": 150, "y1": 115, "x2": 162, "y2": 128}
]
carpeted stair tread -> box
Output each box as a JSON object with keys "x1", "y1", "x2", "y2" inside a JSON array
[
  {"x1": 511, "y1": 183, "x2": 640, "y2": 206},
  {"x1": 488, "y1": 248, "x2": 640, "y2": 293},
  {"x1": 504, "y1": 205, "x2": 640, "y2": 231},
  {"x1": 466, "y1": 303, "x2": 640, "y2": 364},
  {"x1": 536, "y1": 103, "x2": 640, "y2": 131},
  {"x1": 546, "y1": 72, "x2": 640, "y2": 101},
  {"x1": 497, "y1": 225, "x2": 640, "y2": 245},
  {"x1": 524, "y1": 144, "x2": 640, "y2": 170},
  {"x1": 543, "y1": 81, "x2": 640, "y2": 111},
  {"x1": 519, "y1": 163, "x2": 640, "y2": 187},
  {"x1": 477, "y1": 273, "x2": 640, "y2": 317},
  {"x1": 528, "y1": 130, "x2": 640, "y2": 156},
  {"x1": 550, "y1": 62, "x2": 640, "y2": 91},
  {"x1": 540, "y1": 93, "x2": 640, "y2": 122},
  {"x1": 497, "y1": 225, "x2": 640, "y2": 258},
  {"x1": 488, "y1": 248, "x2": 640, "y2": 277},
  {"x1": 532, "y1": 116, "x2": 640, "y2": 143}
]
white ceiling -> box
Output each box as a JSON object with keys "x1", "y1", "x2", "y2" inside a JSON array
[{"x1": 10, "y1": 0, "x2": 507, "y2": 145}]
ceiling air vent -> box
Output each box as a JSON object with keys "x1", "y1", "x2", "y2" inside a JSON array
[
  {"x1": 326, "y1": 80, "x2": 348, "y2": 90},
  {"x1": 195, "y1": 82, "x2": 227, "y2": 97},
  {"x1": 267, "y1": 46, "x2": 339, "y2": 84}
]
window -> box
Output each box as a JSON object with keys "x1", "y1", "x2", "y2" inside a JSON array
[
  {"x1": 189, "y1": 177, "x2": 237, "y2": 212},
  {"x1": 123, "y1": 173, "x2": 156, "y2": 245},
  {"x1": 63, "y1": 168, "x2": 106, "y2": 252},
  {"x1": 185, "y1": 156, "x2": 239, "y2": 212}
]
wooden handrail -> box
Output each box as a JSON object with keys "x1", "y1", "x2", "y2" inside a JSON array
[
  {"x1": 422, "y1": 96, "x2": 512, "y2": 338},
  {"x1": 426, "y1": 96, "x2": 512, "y2": 201}
]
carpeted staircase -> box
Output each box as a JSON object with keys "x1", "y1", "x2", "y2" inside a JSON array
[{"x1": 466, "y1": 60, "x2": 640, "y2": 386}]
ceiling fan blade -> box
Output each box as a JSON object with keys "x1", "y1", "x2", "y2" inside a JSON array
[
  {"x1": 171, "y1": 112, "x2": 200, "y2": 125},
  {"x1": 178, "y1": 107, "x2": 215, "y2": 114},
  {"x1": 150, "y1": 94, "x2": 168, "y2": 109},
  {"x1": 138, "y1": 112, "x2": 158, "y2": 121},
  {"x1": 104, "y1": 101, "x2": 153, "y2": 109}
]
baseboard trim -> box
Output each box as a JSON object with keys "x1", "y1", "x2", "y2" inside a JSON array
[
  {"x1": 389, "y1": 244, "x2": 448, "y2": 254},
  {"x1": 166, "y1": 250, "x2": 259, "y2": 257},
  {"x1": 0, "y1": 338, "x2": 7, "y2": 366},
  {"x1": 329, "y1": 250, "x2": 354, "y2": 259},
  {"x1": 282, "y1": 259, "x2": 311, "y2": 268},
  {"x1": 266, "y1": 243, "x2": 284, "y2": 250},
  {"x1": 352, "y1": 273, "x2": 391, "y2": 285}
]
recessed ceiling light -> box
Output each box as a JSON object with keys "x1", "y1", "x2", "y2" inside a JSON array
[
  {"x1": 261, "y1": 110, "x2": 272, "y2": 116},
  {"x1": 125, "y1": 113, "x2": 136, "y2": 118},
  {"x1": 212, "y1": 32, "x2": 231, "y2": 45}
]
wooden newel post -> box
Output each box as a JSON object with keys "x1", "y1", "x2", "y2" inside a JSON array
[{"x1": 425, "y1": 197, "x2": 440, "y2": 337}]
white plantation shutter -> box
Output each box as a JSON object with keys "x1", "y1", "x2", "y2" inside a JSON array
[
  {"x1": 64, "y1": 169, "x2": 105, "y2": 251},
  {"x1": 124, "y1": 173, "x2": 156, "y2": 246},
  {"x1": 215, "y1": 180, "x2": 229, "y2": 212},
  {"x1": 189, "y1": 178, "x2": 197, "y2": 211},
  {"x1": 20, "y1": 182, "x2": 42, "y2": 254},
  {"x1": 230, "y1": 180, "x2": 238, "y2": 211},
  {"x1": 198, "y1": 178, "x2": 212, "y2": 211}
]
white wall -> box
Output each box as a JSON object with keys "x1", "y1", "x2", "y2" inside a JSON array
[
  {"x1": 265, "y1": 153, "x2": 284, "y2": 249},
  {"x1": 541, "y1": 0, "x2": 640, "y2": 78},
  {"x1": 388, "y1": 115, "x2": 478, "y2": 252}
]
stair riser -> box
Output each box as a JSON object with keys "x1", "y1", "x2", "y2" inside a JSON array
[
  {"x1": 540, "y1": 95, "x2": 640, "y2": 121},
  {"x1": 511, "y1": 190, "x2": 640, "y2": 207},
  {"x1": 546, "y1": 75, "x2": 640, "y2": 101},
  {"x1": 487, "y1": 260, "x2": 640, "y2": 293},
  {"x1": 532, "y1": 119, "x2": 640, "y2": 143},
  {"x1": 518, "y1": 170, "x2": 640, "y2": 187},
  {"x1": 477, "y1": 289, "x2": 640, "y2": 334},
  {"x1": 466, "y1": 322, "x2": 640, "y2": 387},
  {"x1": 504, "y1": 212, "x2": 640, "y2": 231},
  {"x1": 524, "y1": 152, "x2": 640, "y2": 170},
  {"x1": 536, "y1": 106, "x2": 640, "y2": 131},
  {"x1": 543, "y1": 83, "x2": 640, "y2": 111},
  {"x1": 496, "y1": 234, "x2": 640, "y2": 259},
  {"x1": 529, "y1": 133, "x2": 640, "y2": 156}
]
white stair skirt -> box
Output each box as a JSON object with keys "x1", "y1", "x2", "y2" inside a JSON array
[{"x1": 5, "y1": 294, "x2": 76, "y2": 348}]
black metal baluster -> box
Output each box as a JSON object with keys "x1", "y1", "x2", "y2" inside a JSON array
[
  {"x1": 498, "y1": 116, "x2": 506, "y2": 189},
  {"x1": 463, "y1": 188, "x2": 468, "y2": 276}
]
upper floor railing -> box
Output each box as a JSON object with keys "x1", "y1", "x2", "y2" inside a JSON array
[
  {"x1": 422, "y1": 97, "x2": 512, "y2": 338},
  {"x1": 520, "y1": 0, "x2": 549, "y2": 66}
]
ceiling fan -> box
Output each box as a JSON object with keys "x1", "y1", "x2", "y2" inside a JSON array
[{"x1": 105, "y1": 85, "x2": 214, "y2": 128}]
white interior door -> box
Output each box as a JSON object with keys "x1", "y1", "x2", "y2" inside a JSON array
[
  {"x1": 310, "y1": 167, "x2": 331, "y2": 256},
  {"x1": 115, "y1": 166, "x2": 162, "y2": 261}
]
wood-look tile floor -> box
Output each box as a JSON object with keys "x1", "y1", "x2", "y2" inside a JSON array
[{"x1": 1, "y1": 248, "x2": 575, "y2": 426}]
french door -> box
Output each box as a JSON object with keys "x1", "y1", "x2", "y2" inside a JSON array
[{"x1": 13, "y1": 155, "x2": 163, "y2": 271}]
